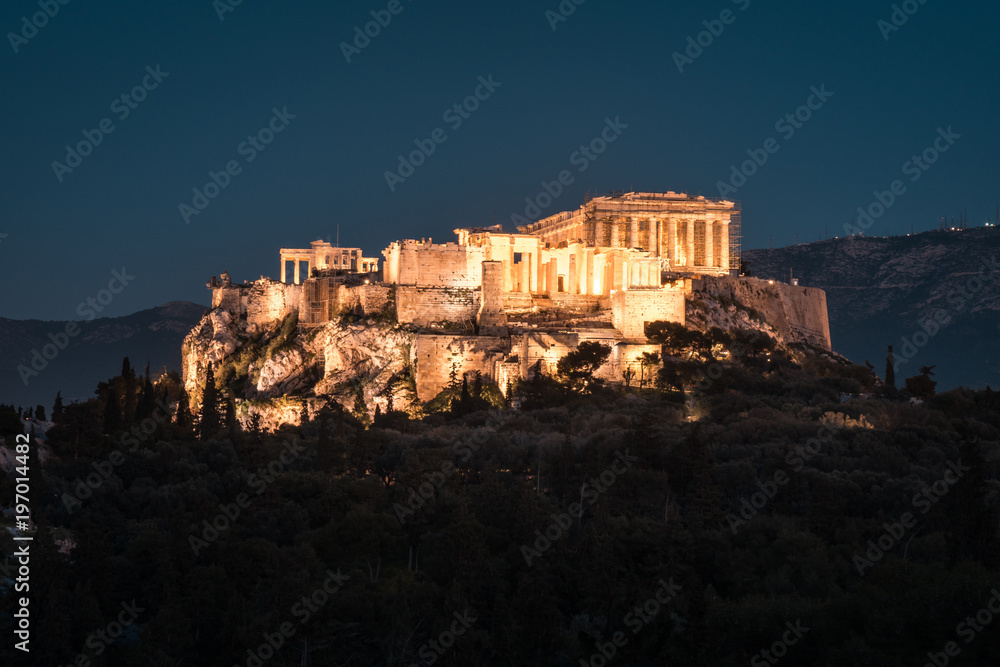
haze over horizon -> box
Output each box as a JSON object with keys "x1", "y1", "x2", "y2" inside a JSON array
[{"x1": 2, "y1": 0, "x2": 998, "y2": 321}]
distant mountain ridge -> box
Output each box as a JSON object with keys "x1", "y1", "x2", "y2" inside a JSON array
[
  {"x1": 0, "y1": 301, "x2": 208, "y2": 408},
  {"x1": 744, "y1": 227, "x2": 1000, "y2": 390}
]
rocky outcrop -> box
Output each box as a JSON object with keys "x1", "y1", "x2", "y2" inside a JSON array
[{"x1": 182, "y1": 308, "x2": 418, "y2": 430}]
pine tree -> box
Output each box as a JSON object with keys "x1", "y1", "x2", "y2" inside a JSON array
[
  {"x1": 34, "y1": 405, "x2": 46, "y2": 421},
  {"x1": 885, "y1": 345, "x2": 895, "y2": 388},
  {"x1": 198, "y1": 366, "x2": 220, "y2": 440}
]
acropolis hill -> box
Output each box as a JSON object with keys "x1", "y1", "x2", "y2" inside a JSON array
[{"x1": 182, "y1": 192, "x2": 832, "y2": 427}]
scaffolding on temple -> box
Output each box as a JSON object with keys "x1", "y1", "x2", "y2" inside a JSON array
[{"x1": 728, "y1": 204, "x2": 742, "y2": 275}]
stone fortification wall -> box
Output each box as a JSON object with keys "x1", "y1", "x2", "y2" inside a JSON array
[
  {"x1": 396, "y1": 286, "x2": 479, "y2": 327},
  {"x1": 611, "y1": 288, "x2": 686, "y2": 341},
  {"x1": 247, "y1": 279, "x2": 301, "y2": 330},
  {"x1": 694, "y1": 276, "x2": 831, "y2": 349},
  {"x1": 478, "y1": 261, "x2": 507, "y2": 333},
  {"x1": 300, "y1": 280, "x2": 393, "y2": 324},
  {"x1": 384, "y1": 240, "x2": 486, "y2": 288},
  {"x1": 212, "y1": 286, "x2": 247, "y2": 315},
  {"x1": 412, "y1": 334, "x2": 510, "y2": 400}
]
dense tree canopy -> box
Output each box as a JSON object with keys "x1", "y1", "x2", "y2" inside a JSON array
[{"x1": 1, "y1": 344, "x2": 998, "y2": 666}]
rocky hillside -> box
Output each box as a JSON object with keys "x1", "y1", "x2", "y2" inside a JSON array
[
  {"x1": 181, "y1": 309, "x2": 418, "y2": 431},
  {"x1": 744, "y1": 227, "x2": 1000, "y2": 390},
  {"x1": 0, "y1": 301, "x2": 208, "y2": 408}
]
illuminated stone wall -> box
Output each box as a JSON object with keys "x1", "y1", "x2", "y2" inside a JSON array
[
  {"x1": 611, "y1": 287, "x2": 687, "y2": 342},
  {"x1": 247, "y1": 279, "x2": 301, "y2": 330},
  {"x1": 396, "y1": 286, "x2": 479, "y2": 327}
]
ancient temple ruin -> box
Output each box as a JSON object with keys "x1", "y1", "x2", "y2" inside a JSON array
[{"x1": 203, "y1": 192, "x2": 830, "y2": 405}]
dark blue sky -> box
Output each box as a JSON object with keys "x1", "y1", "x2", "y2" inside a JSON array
[{"x1": 2, "y1": 0, "x2": 998, "y2": 320}]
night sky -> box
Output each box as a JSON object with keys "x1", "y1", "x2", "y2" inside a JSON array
[{"x1": 2, "y1": 0, "x2": 998, "y2": 320}]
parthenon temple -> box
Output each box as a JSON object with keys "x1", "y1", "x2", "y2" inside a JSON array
[
  {"x1": 382, "y1": 192, "x2": 741, "y2": 300},
  {"x1": 279, "y1": 240, "x2": 380, "y2": 284},
  {"x1": 517, "y1": 191, "x2": 740, "y2": 275}
]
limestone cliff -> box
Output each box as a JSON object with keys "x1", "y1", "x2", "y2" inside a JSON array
[{"x1": 182, "y1": 310, "x2": 417, "y2": 431}]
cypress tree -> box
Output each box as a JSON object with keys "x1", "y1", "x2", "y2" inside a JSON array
[
  {"x1": 198, "y1": 366, "x2": 220, "y2": 440},
  {"x1": 52, "y1": 391, "x2": 64, "y2": 422},
  {"x1": 176, "y1": 387, "x2": 191, "y2": 432},
  {"x1": 885, "y1": 345, "x2": 895, "y2": 388}
]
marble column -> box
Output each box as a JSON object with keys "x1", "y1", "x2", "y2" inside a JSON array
[
  {"x1": 705, "y1": 220, "x2": 714, "y2": 268},
  {"x1": 667, "y1": 218, "x2": 676, "y2": 266},
  {"x1": 630, "y1": 217, "x2": 639, "y2": 248},
  {"x1": 686, "y1": 222, "x2": 695, "y2": 270}
]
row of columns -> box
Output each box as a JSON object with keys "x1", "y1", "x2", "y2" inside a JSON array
[
  {"x1": 280, "y1": 255, "x2": 311, "y2": 284},
  {"x1": 593, "y1": 217, "x2": 728, "y2": 270}
]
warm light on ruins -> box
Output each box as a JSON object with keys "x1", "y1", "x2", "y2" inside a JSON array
[{"x1": 202, "y1": 191, "x2": 829, "y2": 406}]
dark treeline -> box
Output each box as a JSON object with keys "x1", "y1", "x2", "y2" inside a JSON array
[{"x1": 1, "y1": 336, "x2": 999, "y2": 666}]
